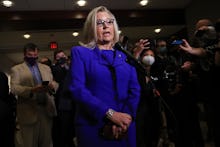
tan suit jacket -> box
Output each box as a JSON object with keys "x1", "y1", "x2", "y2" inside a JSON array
[{"x1": 10, "y1": 62, "x2": 58, "y2": 125}]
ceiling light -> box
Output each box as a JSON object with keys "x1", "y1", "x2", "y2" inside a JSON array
[
  {"x1": 23, "y1": 33, "x2": 31, "y2": 39},
  {"x1": 72, "y1": 32, "x2": 79, "y2": 37},
  {"x1": 2, "y1": 0, "x2": 13, "y2": 7},
  {"x1": 154, "y1": 28, "x2": 161, "y2": 33},
  {"x1": 77, "y1": 0, "x2": 86, "y2": 7},
  {"x1": 139, "y1": 0, "x2": 148, "y2": 6},
  {"x1": 74, "y1": 13, "x2": 84, "y2": 19}
]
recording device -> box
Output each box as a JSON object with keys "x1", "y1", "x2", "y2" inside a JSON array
[
  {"x1": 171, "y1": 40, "x2": 183, "y2": 45},
  {"x1": 144, "y1": 38, "x2": 155, "y2": 49},
  {"x1": 42, "y1": 81, "x2": 55, "y2": 95},
  {"x1": 42, "y1": 81, "x2": 49, "y2": 86},
  {"x1": 115, "y1": 43, "x2": 176, "y2": 124}
]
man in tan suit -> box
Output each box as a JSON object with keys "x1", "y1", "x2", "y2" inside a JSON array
[{"x1": 10, "y1": 43, "x2": 58, "y2": 147}]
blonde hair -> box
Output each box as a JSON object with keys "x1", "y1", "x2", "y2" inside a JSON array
[{"x1": 80, "y1": 6, "x2": 119, "y2": 48}]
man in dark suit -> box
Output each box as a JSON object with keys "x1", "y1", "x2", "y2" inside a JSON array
[
  {"x1": 51, "y1": 50, "x2": 75, "y2": 147},
  {"x1": 0, "y1": 71, "x2": 16, "y2": 147}
]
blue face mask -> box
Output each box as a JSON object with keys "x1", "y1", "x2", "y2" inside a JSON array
[{"x1": 159, "y1": 47, "x2": 167, "y2": 54}]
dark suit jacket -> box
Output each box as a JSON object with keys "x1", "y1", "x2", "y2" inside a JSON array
[{"x1": 0, "y1": 71, "x2": 16, "y2": 147}]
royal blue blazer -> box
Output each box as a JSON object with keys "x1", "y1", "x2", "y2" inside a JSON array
[{"x1": 69, "y1": 46, "x2": 140, "y2": 147}]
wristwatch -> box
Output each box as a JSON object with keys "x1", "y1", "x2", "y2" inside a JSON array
[{"x1": 106, "y1": 108, "x2": 115, "y2": 119}]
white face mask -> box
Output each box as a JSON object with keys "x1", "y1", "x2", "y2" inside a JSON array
[{"x1": 142, "y1": 55, "x2": 155, "y2": 66}]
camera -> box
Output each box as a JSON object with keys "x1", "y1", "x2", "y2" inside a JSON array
[{"x1": 42, "y1": 81, "x2": 49, "y2": 86}]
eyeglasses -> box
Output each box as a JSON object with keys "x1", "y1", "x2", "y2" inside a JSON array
[{"x1": 96, "y1": 19, "x2": 114, "y2": 27}]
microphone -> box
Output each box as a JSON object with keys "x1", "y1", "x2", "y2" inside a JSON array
[
  {"x1": 114, "y1": 42, "x2": 147, "y2": 75},
  {"x1": 114, "y1": 42, "x2": 136, "y2": 60},
  {"x1": 115, "y1": 43, "x2": 177, "y2": 122}
]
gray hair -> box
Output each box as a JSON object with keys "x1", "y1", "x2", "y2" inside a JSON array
[{"x1": 80, "y1": 6, "x2": 120, "y2": 48}]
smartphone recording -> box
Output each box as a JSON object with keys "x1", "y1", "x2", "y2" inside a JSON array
[
  {"x1": 42, "y1": 81, "x2": 49, "y2": 86},
  {"x1": 171, "y1": 40, "x2": 183, "y2": 45}
]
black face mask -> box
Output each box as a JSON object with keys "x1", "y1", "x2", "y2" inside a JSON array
[
  {"x1": 195, "y1": 26, "x2": 217, "y2": 46},
  {"x1": 24, "y1": 56, "x2": 38, "y2": 66},
  {"x1": 57, "y1": 57, "x2": 67, "y2": 65}
]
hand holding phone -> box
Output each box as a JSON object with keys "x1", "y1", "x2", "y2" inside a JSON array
[{"x1": 42, "y1": 81, "x2": 55, "y2": 95}]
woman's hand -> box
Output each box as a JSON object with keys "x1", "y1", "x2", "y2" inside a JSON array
[
  {"x1": 108, "y1": 111, "x2": 132, "y2": 132},
  {"x1": 133, "y1": 39, "x2": 150, "y2": 59},
  {"x1": 112, "y1": 124, "x2": 127, "y2": 139}
]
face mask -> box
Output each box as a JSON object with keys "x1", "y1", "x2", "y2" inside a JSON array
[
  {"x1": 24, "y1": 56, "x2": 38, "y2": 66},
  {"x1": 142, "y1": 55, "x2": 155, "y2": 66},
  {"x1": 57, "y1": 57, "x2": 67, "y2": 65},
  {"x1": 159, "y1": 46, "x2": 167, "y2": 54},
  {"x1": 195, "y1": 26, "x2": 217, "y2": 45}
]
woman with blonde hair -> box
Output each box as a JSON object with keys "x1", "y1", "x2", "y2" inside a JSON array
[{"x1": 69, "y1": 6, "x2": 140, "y2": 147}]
